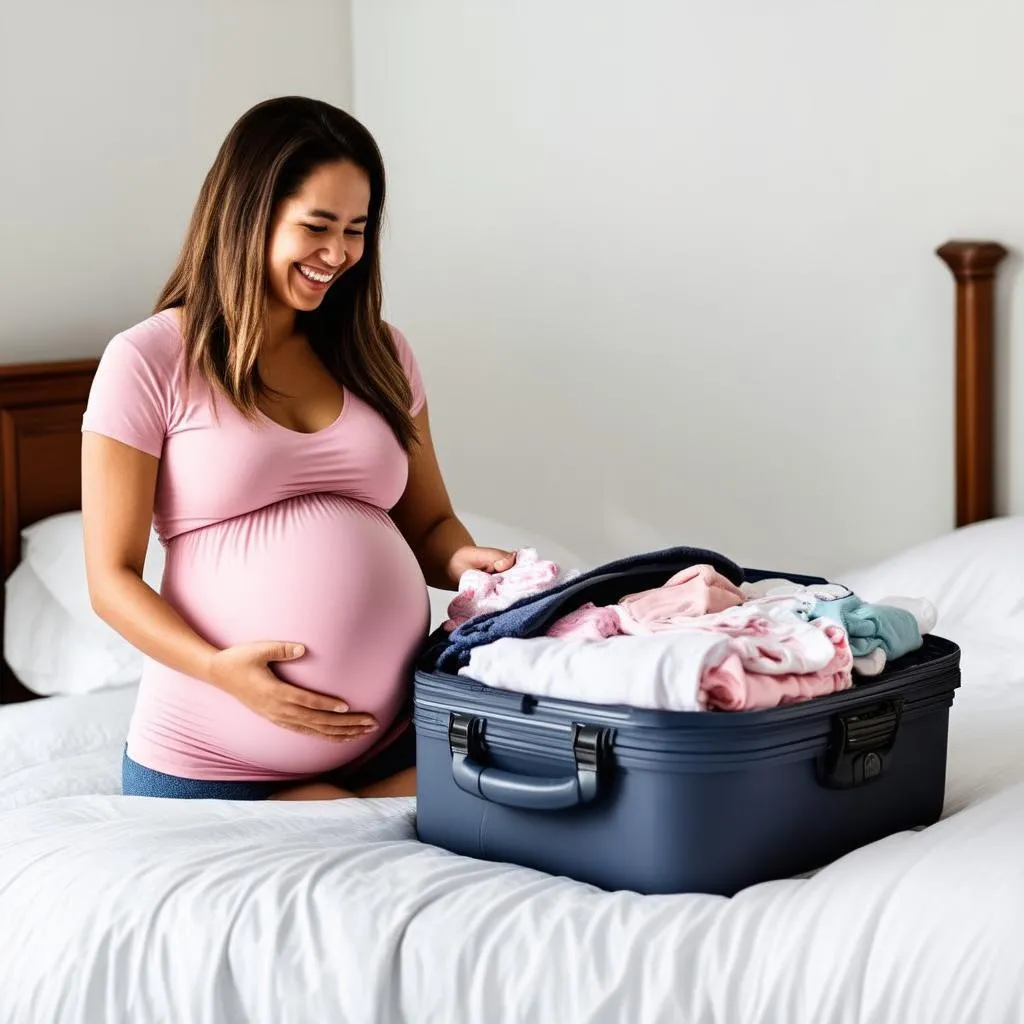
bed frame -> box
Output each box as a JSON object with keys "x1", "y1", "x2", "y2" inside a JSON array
[
  {"x1": 0, "y1": 240, "x2": 1011, "y2": 703},
  {"x1": 0, "y1": 361, "x2": 98, "y2": 702}
]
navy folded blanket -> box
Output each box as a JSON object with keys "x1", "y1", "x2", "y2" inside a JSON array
[{"x1": 428, "y1": 545, "x2": 744, "y2": 673}]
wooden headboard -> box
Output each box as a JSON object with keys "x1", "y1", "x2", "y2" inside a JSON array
[
  {"x1": 0, "y1": 360, "x2": 98, "y2": 702},
  {"x1": 0, "y1": 240, "x2": 1012, "y2": 702}
]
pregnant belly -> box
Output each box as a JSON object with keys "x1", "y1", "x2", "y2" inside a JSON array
[{"x1": 131, "y1": 494, "x2": 429, "y2": 779}]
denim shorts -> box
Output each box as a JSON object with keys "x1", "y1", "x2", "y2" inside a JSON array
[{"x1": 122, "y1": 723, "x2": 417, "y2": 800}]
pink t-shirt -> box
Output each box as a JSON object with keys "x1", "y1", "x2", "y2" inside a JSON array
[{"x1": 82, "y1": 310, "x2": 431, "y2": 780}]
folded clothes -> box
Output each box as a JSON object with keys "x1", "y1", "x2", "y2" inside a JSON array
[
  {"x1": 443, "y1": 548, "x2": 572, "y2": 632},
  {"x1": 432, "y1": 546, "x2": 745, "y2": 672},
  {"x1": 546, "y1": 602, "x2": 622, "y2": 641},
  {"x1": 460, "y1": 633, "x2": 718, "y2": 712},
  {"x1": 701, "y1": 620, "x2": 853, "y2": 711},
  {"x1": 743, "y1": 579, "x2": 937, "y2": 676},
  {"x1": 547, "y1": 564, "x2": 745, "y2": 640},
  {"x1": 740, "y1": 579, "x2": 853, "y2": 602},
  {"x1": 549, "y1": 572, "x2": 839, "y2": 678},
  {"x1": 852, "y1": 648, "x2": 887, "y2": 677},
  {"x1": 676, "y1": 595, "x2": 840, "y2": 676},
  {"x1": 814, "y1": 593, "x2": 937, "y2": 675},
  {"x1": 440, "y1": 549, "x2": 933, "y2": 712},
  {"x1": 461, "y1": 614, "x2": 852, "y2": 713},
  {"x1": 617, "y1": 564, "x2": 746, "y2": 632},
  {"x1": 811, "y1": 594, "x2": 920, "y2": 660},
  {"x1": 861, "y1": 594, "x2": 937, "y2": 639}
]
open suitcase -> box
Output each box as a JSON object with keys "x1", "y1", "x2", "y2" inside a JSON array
[{"x1": 413, "y1": 553, "x2": 961, "y2": 897}]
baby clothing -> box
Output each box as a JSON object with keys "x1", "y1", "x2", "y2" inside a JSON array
[
  {"x1": 616, "y1": 564, "x2": 746, "y2": 633},
  {"x1": 811, "y1": 594, "x2": 922, "y2": 660},
  {"x1": 741, "y1": 579, "x2": 853, "y2": 602},
  {"x1": 823, "y1": 594, "x2": 938, "y2": 676},
  {"x1": 674, "y1": 595, "x2": 841, "y2": 676},
  {"x1": 851, "y1": 648, "x2": 887, "y2": 677},
  {"x1": 547, "y1": 602, "x2": 623, "y2": 641},
  {"x1": 701, "y1": 621, "x2": 852, "y2": 711},
  {"x1": 887, "y1": 596, "x2": 939, "y2": 636},
  {"x1": 549, "y1": 574, "x2": 840, "y2": 678},
  {"x1": 460, "y1": 633, "x2": 718, "y2": 712},
  {"x1": 462, "y1": 614, "x2": 852, "y2": 713},
  {"x1": 443, "y1": 548, "x2": 572, "y2": 631},
  {"x1": 431, "y1": 546, "x2": 745, "y2": 672},
  {"x1": 445, "y1": 552, "x2": 932, "y2": 714},
  {"x1": 546, "y1": 564, "x2": 745, "y2": 640},
  {"x1": 743, "y1": 578, "x2": 936, "y2": 675}
]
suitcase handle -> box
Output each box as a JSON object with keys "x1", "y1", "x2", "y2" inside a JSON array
[{"x1": 448, "y1": 714, "x2": 608, "y2": 811}]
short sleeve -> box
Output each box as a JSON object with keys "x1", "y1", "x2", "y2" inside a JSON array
[
  {"x1": 388, "y1": 324, "x2": 426, "y2": 416},
  {"x1": 82, "y1": 332, "x2": 172, "y2": 459}
]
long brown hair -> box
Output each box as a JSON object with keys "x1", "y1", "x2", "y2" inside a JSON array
[{"x1": 155, "y1": 96, "x2": 416, "y2": 450}]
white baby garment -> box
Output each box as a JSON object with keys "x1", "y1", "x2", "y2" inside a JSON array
[{"x1": 459, "y1": 632, "x2": 732, "y2": 711}]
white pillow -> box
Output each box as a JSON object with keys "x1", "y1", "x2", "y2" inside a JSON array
[
  {"x1": 21, "y1": 511, "x2": 165, "y2": 629},
  {"x1": 839, "y1": 516, "x2": 1024, "y2": 642},
  {"x1": 4, "y1": 559, "x2": 143, "y2": 696},
  {"x1": 4, "y1": 511, "x2": 165, "y2": 695}
]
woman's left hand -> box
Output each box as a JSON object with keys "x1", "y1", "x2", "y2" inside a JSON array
[{"x1": 446, "y1": 546, "x2": 517, "y2": 585}]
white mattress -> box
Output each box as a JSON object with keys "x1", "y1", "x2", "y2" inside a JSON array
[{"x1": 1, "y1": 625, "x2": 1022, "y2": 1022}]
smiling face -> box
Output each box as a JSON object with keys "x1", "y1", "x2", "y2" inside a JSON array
[{"x1": 265, "y1": 159, "x2": 372, "y2": 315}]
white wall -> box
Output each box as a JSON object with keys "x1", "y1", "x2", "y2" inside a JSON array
[
  {"x1": 0, "y1": 0, "x2": 352, "y2": 362},
  {"x1": 351, "y1": 0, "x2": 1024, "y2": 575}
]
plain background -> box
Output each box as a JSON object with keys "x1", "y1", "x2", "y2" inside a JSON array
[
  {"x1": 351, "y1": 0, "x2": 1024, "y2": 574},
  {"x1": 0, "y1": 0, "x2": 352, "y2": 355},
  {"x1": 2, "y1": 0, "x2": 1020, "y2": 575}
]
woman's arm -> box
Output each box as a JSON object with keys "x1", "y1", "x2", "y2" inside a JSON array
[
  {"x1": 82, "y1": 431, "x2": 221, "y2": 681},
  {"x1": 391, "y1": 406, "x2": 514, "y2": 590}
]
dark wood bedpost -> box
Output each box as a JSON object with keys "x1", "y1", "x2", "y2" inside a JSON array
[{"x1": 936, "y1": 240, "x2": 1008, "y2": 528}]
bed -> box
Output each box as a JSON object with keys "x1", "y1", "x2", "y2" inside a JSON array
[{"x1": 1, "y1": 240, "x2": 1022, "y2": 1023}]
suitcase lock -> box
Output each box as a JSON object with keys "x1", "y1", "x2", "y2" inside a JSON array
[{"x1": 820, "y1": 698, "x2": 903, "y2": 789}]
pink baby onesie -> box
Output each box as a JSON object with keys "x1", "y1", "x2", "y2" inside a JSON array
[
  {"x1": 546, "y1": 564, "x2": 745, "y2": 640},
  {"x1": 443, "y1": 548, "x2": 569, "y2": 631}
]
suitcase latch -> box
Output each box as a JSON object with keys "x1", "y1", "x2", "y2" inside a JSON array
[
  {"x1": 819, "y1": 699, "x2": 903, "y2": 789},
  {"x1": 448, "y1": 713, "x2": 485, "y2": 758},
  {"x1": 571, "y1": 724, "x2": 604, "y2": 771}
]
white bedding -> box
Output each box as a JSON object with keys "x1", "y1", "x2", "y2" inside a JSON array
[
  {"x1": 1, "y1": 627, "x2": 1023, "y2": 1022},
  {"x1": 0, "y1": 685, "x2": 134, "y2": 810}
]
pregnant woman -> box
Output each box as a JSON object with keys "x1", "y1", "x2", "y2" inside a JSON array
[{"x1": 81, "y1": 96, "x2": 514, "y2": 801}]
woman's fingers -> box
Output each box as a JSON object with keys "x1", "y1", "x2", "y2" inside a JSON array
[
  {"x1": 280, "y1": 724, "x2": 375, "y2": 740},
  {"x1": 258, "y1": 673, "x2": 378, "y2": 739},
  {"x1": 282, "y1": 707, "x2": 377, "y2": 731},
  {"x1": 275, "y1": 680, "x2": 351, "y2": 713}
]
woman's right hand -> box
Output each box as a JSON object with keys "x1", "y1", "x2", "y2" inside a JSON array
[{"x1": 208, "y1": 641, "x2": 378, "y2": 740}]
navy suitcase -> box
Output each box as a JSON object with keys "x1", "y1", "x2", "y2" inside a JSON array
[{"x1": 413, "y1": 564, "x2": 961, "y2": 897}]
